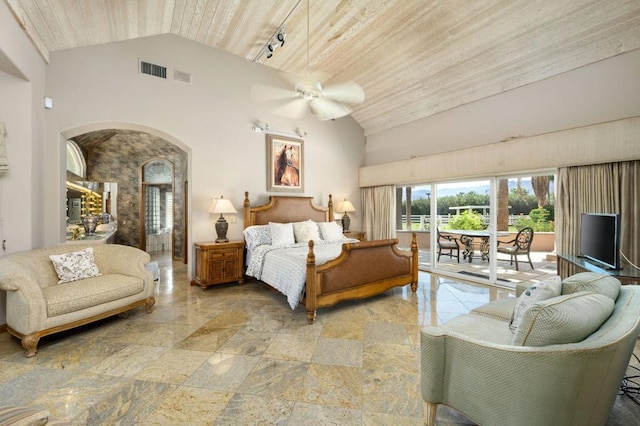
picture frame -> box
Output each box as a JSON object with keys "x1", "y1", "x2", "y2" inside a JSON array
[{"x1": 266, "y1": 134, "x2": 304, "y2": 192}]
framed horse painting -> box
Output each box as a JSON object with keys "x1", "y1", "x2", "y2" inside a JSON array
[{"x1": 266, "y1": 134, "x2": 304, "y2": 192}]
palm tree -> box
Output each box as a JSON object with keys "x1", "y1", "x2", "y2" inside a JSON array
[{"x1": 531, "y1": 176, "x2": 550, "y2": 208}]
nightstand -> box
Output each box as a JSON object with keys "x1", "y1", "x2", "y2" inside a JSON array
[
  {"x1": 192, "y1": 241, "x2": 244, "y2": 289},
  {"x1": 344, "y1": 230, "x2": 366, "y2": 241}
]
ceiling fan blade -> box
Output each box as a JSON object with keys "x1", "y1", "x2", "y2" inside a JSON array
[
  {"x1": 309, "y1": 98, "x2": 353, "y2": 120},
  {"x1": 272, "y1": 97, "x2": 309, "y2": 119},
  {"x1": 250, "y1": 84, "x2": 295, "y2": 103},
  {"x1": 322, "y1": 82, "x2": 365, "y2": 105}
]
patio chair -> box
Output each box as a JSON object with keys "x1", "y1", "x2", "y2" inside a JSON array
[
  {"x1": 437, "y1": 229, "x2": 460, "y2": 263},
  {"x1": 497, "y1": 227, "x2": 534, "y2": 270}
]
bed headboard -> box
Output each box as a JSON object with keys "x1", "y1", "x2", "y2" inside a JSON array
[{"x1": 243, "y1": 191, "x2": 334, "y2": 227}]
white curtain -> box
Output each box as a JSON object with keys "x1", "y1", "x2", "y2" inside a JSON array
[
  {"x1": 557, "y1": 160, "x2": 639, "y2": 276},
  {"x1": 360, "y1": 185, "x2": 395, "y2": 240}
]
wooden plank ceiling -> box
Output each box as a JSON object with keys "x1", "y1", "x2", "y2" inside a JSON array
[{"x1": 8, "y1": 0, "x2": 640, "y2": 136}]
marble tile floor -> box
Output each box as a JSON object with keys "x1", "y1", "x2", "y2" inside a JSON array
[{"x1": 0, "y1": 255, "x2": 639, "y2": 425}]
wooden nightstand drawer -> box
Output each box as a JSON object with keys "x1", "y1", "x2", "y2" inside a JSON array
[{"x1": 192, "y1": 241, "x2": 244, "y2": 289}]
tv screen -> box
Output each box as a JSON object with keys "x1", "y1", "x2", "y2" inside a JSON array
[{"x1": 580, "y1": 213, "x2": 621, "y2": 270}]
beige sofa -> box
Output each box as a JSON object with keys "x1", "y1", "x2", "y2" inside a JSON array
[
  {"x1": 0, "y1": 244, "x2": 155, "y2": 357},
  {"x1": 421, "y1": 273, "x2": 640, "y2": 426}
]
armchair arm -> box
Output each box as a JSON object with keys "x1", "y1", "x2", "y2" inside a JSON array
[{"x1": 421, "y1": 327, "x2": 631, "y2": 425}]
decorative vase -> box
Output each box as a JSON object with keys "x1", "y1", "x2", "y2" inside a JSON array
[
  {"x1": 82, "y1": 214, "x2": 98, "y2": 236},
  {"x1": 99, "y1": 212, "x2": 111, "y2": 224}
]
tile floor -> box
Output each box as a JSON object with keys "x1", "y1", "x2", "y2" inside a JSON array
[{"x1": 0, "y1": 255, "x2": 639, "y2": 425}]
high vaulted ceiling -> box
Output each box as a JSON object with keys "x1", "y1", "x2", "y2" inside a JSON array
[{"x1": 7, "y1": 0, "x2": 640, "y2": 136}]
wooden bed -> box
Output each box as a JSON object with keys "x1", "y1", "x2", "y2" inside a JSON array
[{"x1": 243, "y1": 191, "x2": 418, "y2": 323}]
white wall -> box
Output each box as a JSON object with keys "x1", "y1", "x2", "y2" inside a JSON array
[
  {"x1": 43, "y1": 34, "x2": 365, "y2": 275},
  {"x1": 0, "y1": 1, "x2": 48, "y2": 325},
  {"x1": 364, "y1": 48, "x2": 640, "y2": 167}
]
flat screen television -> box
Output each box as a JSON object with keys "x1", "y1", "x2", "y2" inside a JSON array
[{"x1": 580, "y1": 213, "x2": 621, "y2": 270}]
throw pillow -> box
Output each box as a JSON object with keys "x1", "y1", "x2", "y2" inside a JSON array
[
  {"x1": 562, "y1": 272, "x2": 621, "y2": 301},
  {"x1": 509, "y1": 275, "x2": 562, "y2": 332},
  {"x1": 243, "y1": 225, "x2": 272, "y2": 250},
  {"x1": 292, "y1": 220, "x2": 320, "y2": 243},
  {"x1": 511, "y1": 292, "x2": 614, "y2": 346},
  {"x1": 269, "y1": 222, "x2": 295, "y2": 247},
  {"x1": 49, "y1": 247, "x2": 101, "y2": 284},
  {"x1": 318, "y1": 221, "x2": 345, "y2": 242}
]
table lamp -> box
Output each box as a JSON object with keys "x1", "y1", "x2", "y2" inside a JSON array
[
  {"x1": 336, "y1": 199, "x2": 356, "y2": 231},
  {"x1": 209, "y1": 196, "x2": 237, "y2": 243}
]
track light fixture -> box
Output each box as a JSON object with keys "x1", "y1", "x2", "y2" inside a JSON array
[
  {"x1": 265, "y1": 27, "x2": 286, "y2": 59},
  {"x1": 251, "y1": 122, "x2": 306, "y2": 139}
]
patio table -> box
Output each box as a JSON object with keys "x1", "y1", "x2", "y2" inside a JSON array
[{"x1": 441, "y1": 229, "x2": 509, "y2": 262}]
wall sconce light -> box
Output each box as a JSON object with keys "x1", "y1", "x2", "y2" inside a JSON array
[
  {"x1": 336, "y1": 199, "x2": 356, "y2": 231},
  {"x1": 208, "y1": 196, "x2": 237, "y2": 243}
]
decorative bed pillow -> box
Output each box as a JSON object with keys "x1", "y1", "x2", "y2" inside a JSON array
[
  {"x1": 318, "y1": 221, "x2": 345, "y2": 242},
  {"x1": 511, "y1": 292, "x2": 614, "y2": 347},
  {"x1": 49, "y1": 247, "x2": 101, "y2": 284},
  {"x1": 292, "y1": 220, "x2": 320, "y2": 243},
  {"x1": 509, "y1": 275, "x2": 561, "y2": 332},
  {"x1": 243, "y1": 225, "x2": 271, "y2": 250},
  {"x1": 269, "y1": 222, "x2": 295, "y2": 247},
  {"x1": 562, "y1": 272, "x2": 621, "y2": 301}
]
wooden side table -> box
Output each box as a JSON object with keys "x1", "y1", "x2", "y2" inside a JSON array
[
  {"x1": 192, "y1": 241, "x2": 245, "y2": 289},
  {"x1": 344, "y1": 230, "x2": 366, "y2": 241}
]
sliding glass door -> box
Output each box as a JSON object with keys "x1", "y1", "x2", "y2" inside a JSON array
[{"x1": 396, "y1": 173, "x2": 556, "y2": 289}]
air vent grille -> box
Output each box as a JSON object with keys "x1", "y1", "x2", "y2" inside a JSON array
[{"x1": 140, "y1": 61, "x2": 167, "y2": 79}]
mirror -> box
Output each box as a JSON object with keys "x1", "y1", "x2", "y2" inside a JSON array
[{"x1": 66, "y1": 181, "x2": 118, "y2": 225}]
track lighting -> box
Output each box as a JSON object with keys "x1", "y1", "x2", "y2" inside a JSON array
[
  {"x1": 251, "y1": 122, "x2": 306, "y2": 139},
  {"x1": 264, "y1": 27, "x2": 286, "y2": 59}
]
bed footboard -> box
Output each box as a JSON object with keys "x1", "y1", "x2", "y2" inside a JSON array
[{"x1": 304, "y1": 233, "x2": 418, "y2": 323}]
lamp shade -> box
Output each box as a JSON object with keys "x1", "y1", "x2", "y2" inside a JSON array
[
  {"x1": 336, "y1": 200, "x2": 356, "y2": 213},
  {"x1": 208, "y1": 196, "x2": 237, "y2": 215}
]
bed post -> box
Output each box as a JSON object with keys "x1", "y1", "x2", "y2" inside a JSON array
[
  {"x1": 243, "y1": 191, "x2": 250, "y2": 229},
  {"x1": 411, "y1": 232, "x2": 419, "y2": 291},
  {"x1": 328, "y1": 194, "x2": 334, "y2": 221},
  {"x1": 306, "y1": 240, "x2": 318, "y2": 323}
]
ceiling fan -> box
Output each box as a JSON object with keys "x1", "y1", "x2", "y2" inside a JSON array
[{"x1": 252, "y1": 0, "x2": 365, "y2": 121}]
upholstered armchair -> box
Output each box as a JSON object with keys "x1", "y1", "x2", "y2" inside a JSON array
[{"x1": 421, "y1": 282, "x2": 640, "y2": 426}]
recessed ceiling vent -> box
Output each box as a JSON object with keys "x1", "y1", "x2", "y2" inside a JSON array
[{"x1": 140, "y1": 60, "x2": 167, "y2": 79}]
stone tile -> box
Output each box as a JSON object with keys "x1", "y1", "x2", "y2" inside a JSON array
[
  {"x1": 144, "y1": 386, "x2": 234, "y2": 425},
  {"x1": 133, "y1": 348, "x2": 212, "y2": 384},
  {"x1": 311, "y1": 336, "x2": 363, "y2": 367},
  {"x1": 263, "y1": 332, "x2": 319, "y2": 362},
  {"x1": 214, "y1": 393, "x2": 295, "y2": 425},
  {"x1": 174, "y1": 325, "x2": 238, "y2": 352},
  {"x1": 88, "y1": 345, "x2": 167, "y2": 377},
  {"x1": 217, "y1": 328, "x2": 277, "y2": 356},
  {"x1": 183, "y1": 353, "x2": 260, "y2": 391},
  {"x1": 288, "y1": 402, "x2": 362, "y2": 424},
  {"x1": 301, "y1": 363, "x2": 363, "y2": 409}
]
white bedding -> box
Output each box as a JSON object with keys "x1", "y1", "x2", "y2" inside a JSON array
[{"x1": 245, "y1": 239, "x2": 358, "y2": 309}]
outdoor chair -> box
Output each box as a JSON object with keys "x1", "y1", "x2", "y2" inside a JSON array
[
  {"x1": 497, "y1": 227, "x2": 534, "y2": 270},
  {"x1": 437, "y1": 229, "x2": 460, "y2": 263}
]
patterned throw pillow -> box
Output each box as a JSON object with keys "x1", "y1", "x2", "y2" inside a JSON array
[
  {"x1": 562, "y1": 272, "x2": 621, "y2": 301},
  {"x1": 243, "y1": 225, "x2": 272, "y2": 250},
  {"x1": 269, "y1": 222, "x2": 295, "y2": 247},
  {"x1": 49, "y1": 247, "x2": 101, "y2": 284},
  {"x1": 292, "y1": 220, "x2": 320, "y2": 243},
  {"x1": 509, "y1": 275, "x2": 562, "y2": 332},
  {"x1": 318, "y1": 221, "x2": 345, "y2": 242}
]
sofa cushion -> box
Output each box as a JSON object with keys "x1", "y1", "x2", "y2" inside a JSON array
[
  {"x1": 438, "y1": 313, "x2": 515, "y2": 345},
  {"x1": 42, "y1": 274, "x2": 144, "y2": 317},
  {"x1": 470, "y1": 297, "x2": 517, "y2": 322},
  {"x1": 562, "y1": 272, "x2": 621, "y2": 301},
  {"x1": 510, "y1": 276, "x2": 562, "y2": 332},
  {"x1": 512, "y1": 292, "x2": 614, "y2": 347},
  {"x1": 49, "y1": 247, "x2": 101, "y2": 284}
]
